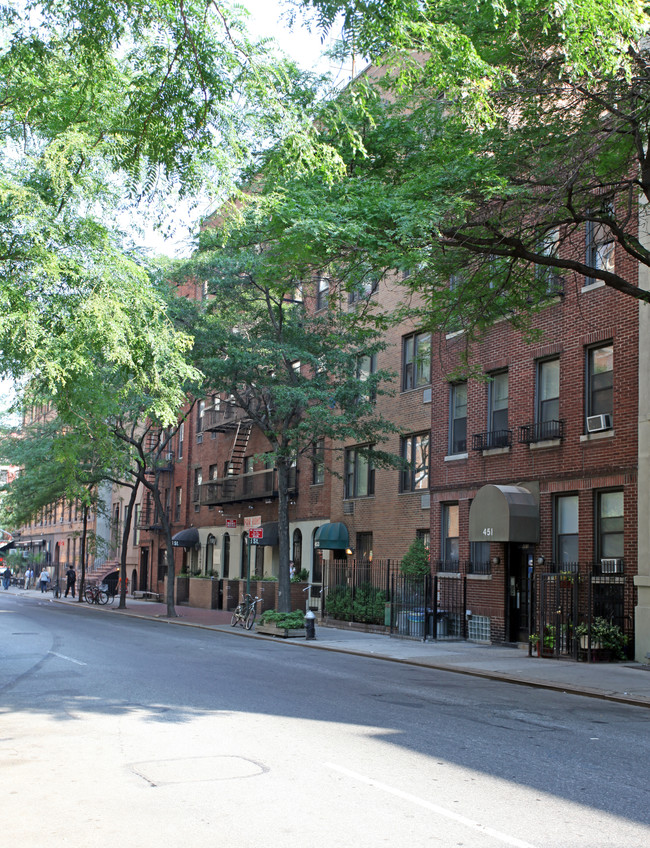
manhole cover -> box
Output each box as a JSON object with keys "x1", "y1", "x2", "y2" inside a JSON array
[{"x1": 132, "y1": 755, "x2": 267, "y2": 786}]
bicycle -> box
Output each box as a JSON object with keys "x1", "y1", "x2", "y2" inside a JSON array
[
  {"x1": 230, "y1": 594, "x2": 262, "y2": 630},
  {"x1": 84, "y1": 583, "x2": 109, "y2": 605}
]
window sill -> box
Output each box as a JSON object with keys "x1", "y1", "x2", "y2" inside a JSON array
[
  {"x1": 480, "y1": 446, "x2": 510, "y2": 457},
  {"x1": 467, "y1": 573, "x2": 492, "y2": 580},
  {"x1": 580, "y1": 429, "x2": 614, "y2": 442},
  {"x1": 581, "y1": 280, "x2": 606, "y2": 293},
  {"x1": 528, "y1": 439, "x2": 562, "y2": 450},
  {"x1": 444, "y1": 452, "x2": 468, "y2": 462},
  {"x1": 445, "y1": 329, "x2": 464, "y2": 340}
]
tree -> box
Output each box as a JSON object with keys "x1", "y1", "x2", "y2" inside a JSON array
[
  {"x1": 286, "y1": 1, "x2": 650, "y2": 340},
  {"x1": 174, "y1": 212, "x2": 400, "y2": 611}
]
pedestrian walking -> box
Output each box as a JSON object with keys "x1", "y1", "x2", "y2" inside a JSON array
[
  {"x1": 65, "y1": 565, "x2": 76, "y2": 598},
  {"x1": 24, "y1": 567, "x2": 33, "y2": 589},
  {"x1": 2, "y1": 565, "x2": 11, "y2": 590},
  {"x1": 38, "y1": 569, "x2": 50, "y2": 593}
]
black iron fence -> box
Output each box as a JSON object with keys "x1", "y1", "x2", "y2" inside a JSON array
[
  {"x1": 322, "y1": 559, "x2": 469, "y2": 641},
  {"x1": 532, "y1": 569, "x2": 634, "y2": 660}
]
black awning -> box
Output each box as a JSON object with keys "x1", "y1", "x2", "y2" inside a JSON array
[
  {"x1": 469, "y1": 485, "x2": 539, "y2": 543},
  {"x1": 250, "y1": 521, "x2": 278, "y2": 547},
  {"x1": 172, "y1": 527, "x2": 200, "y2": 548},
  {"x1": 314, "y1": 522, "x2": 350, "y2": 550}
]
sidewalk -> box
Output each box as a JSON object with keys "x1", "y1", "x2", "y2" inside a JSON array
[{"x1": 17, "y1": 587, "x2": 650, "y2": 708}]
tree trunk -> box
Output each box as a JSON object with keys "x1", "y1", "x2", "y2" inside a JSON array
[
  {"x1": 118, "y1": 482, "x2": 140, "y2": 609},
  {"x1": 276, "y1": 460, "x2": 292, "y2": 613}
]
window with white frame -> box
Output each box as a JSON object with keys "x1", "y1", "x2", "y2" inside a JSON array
[
  {"x1": 316, "y1": 277, "x2": 329, "y2": 310},
  {"x1": 357, "y1": 352, "x2": 377, "y2": 402},
  {"x1": 586, "y1": 343, "x2": 613, "y2": 421},
  {"x1": 537, "y1": 358, "x2": 560, "y2": 423},
  {"x1": 197, "y1": 400, "x2": 205, "y2": 433},
  {"x1": 585, "y1": 215, "x2": 614, "y2": 285},
  {"x1": 597, "y1": 490, "x2": 624, "y2": 560},
  {"x1": 177, "y1": 421, "x2": 184, "y2": 459},
  {"x1": 344, "y1": 446, "x2": 375, "y2": 499},
  {"x1": 442, "y1": 504, "x2": 459, "y2": 562},
  {"x1": 400, "y1": 433, "x2": 430, "y2": 492},
  {"x1": 488, "y1": 371, "x2": 508, "y2": 434},
  {"x1": 402, "y1": 332, "x2": 431, "y2": 390},
  {"x1": 555, "y1": 495, "x2": 579, "y2": 564},
  {"x1": 312, "y1": 439, "x2": 325, "y2": 485},
  {"x1": 449, "y1": 382, "x2": 467, "y2": 454}
]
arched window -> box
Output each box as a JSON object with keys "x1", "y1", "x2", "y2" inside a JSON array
[
  {"x1": 222, "y1": 533, "x2": 230, "y2": 579},
  {"x1": 292, "y1": 529, "x2": 302, "y2": 571}
]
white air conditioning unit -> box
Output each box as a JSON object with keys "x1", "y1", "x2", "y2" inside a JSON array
[
  {"x1": 586, "y1": 413, "x2": 612, "y2": 433},
  {"x1": 601, "y1": 558, "x2": 623, "y2": 574},
  {"x1": 196, "y1": 433, "x2": 203, "y2": 444},
  {"x1": 164, "y1": 452, "x2": 174, "y2": 462}
]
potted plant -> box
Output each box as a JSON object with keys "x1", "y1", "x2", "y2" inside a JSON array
[
  {"x1": 575, "y1": 618, "x2": 628, "y2": 660},
  {"x1": 256, "y1": 609, "x2": 306, "y2": 638},
  {"x1": 529, "y1": 626, "x2": 555, "y2": 657}
]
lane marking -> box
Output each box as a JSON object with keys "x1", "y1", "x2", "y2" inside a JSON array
[
  {"x1": 49, "y1": 651, "x2": 87, "y2": 666},
  {"x1": 324, "y1": 762, "x2": 538, "y2": 848}
]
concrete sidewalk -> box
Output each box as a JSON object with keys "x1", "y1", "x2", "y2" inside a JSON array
[{"x1": 15, "y1": 586, "x2": 650, "y2": 708}]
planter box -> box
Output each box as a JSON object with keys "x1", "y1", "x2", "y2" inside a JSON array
[
  {"x1": 188, "y1": 577, "x2": 220, "y2": 609},
  {"x1": 256, "y1": 623, "x2": 306, "y2": 638}
]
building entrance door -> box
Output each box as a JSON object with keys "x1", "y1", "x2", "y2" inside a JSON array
[
  {"x1": 507, "y1": 544, "x2": 531, "y2": 642},
  {"x1": 139, "y1": 549, "x2": 149, "y2": 591}
]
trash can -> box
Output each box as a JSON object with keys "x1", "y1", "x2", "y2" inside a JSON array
[{"x1": 408, "y1": 609, "x2": 425, "y2": 638}]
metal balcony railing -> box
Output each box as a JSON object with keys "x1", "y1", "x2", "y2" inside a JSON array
[
  {"x1": 471, "y1": 429, "x2": 512, "y2": 451},
  {"x1": 197, "y1": 467, "x2": 298, "y2": 506},
  {"x1": 202, "y1": 404, "x2": 240, "y2": 432},
  {"x1": 519, "y1": 419, "x2": 564, "y2": 444}
]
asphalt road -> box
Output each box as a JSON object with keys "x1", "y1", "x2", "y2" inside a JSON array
[{"x1": 1, "y1": 592, "x2": 649, "y2": 848}]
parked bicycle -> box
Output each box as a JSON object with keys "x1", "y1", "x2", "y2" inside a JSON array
[
  {"x1": 84, "y1": 583, "x2": 109, "y2": 605},
  {"x1": 230, "y1": 594, "x2": 262, "y2": 630}
]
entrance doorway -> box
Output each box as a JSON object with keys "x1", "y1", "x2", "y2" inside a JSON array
[
  {"x1": 507, "y1": 543, "x2": 532, "y2": 642},
  {"x1": 139, "y1": 549, "x2": 149, "y2": 591}
]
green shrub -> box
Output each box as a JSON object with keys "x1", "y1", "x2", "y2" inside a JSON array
[
  {"x1": 260, "y1": 609, "x2": 305, "y2": 629},
  {"x1": 325, "y1": 582, "x2": 387, "y2": 624},
  {"x1": 400, "y1": 539, "x2": 430, "y2": 577}
]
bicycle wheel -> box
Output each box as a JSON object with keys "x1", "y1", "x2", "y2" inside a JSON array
[
  {"x1": 97, "y1": 590, "x2": 109, "y2": 605},
  {"x1": 84, "y1": 587, "x2": 94, "y2": 604},
  {"x1": 231, "y1": 607, "x2": 241, "y2": 627},
  {"x1": 245, "y1": 605, "x2": 257, "y2": 630}
]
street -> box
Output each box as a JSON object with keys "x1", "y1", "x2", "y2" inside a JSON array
[{"x1": 1, "y1": 592, "x2": 649, "y2": 848}]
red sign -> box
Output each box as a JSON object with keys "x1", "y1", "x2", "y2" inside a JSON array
[
  {"x1": 225, "y1": 518, "x2": 236, "y2": 528},
  {"x1": 249, "y1": 528, "x2": 263, "y2": 540}
]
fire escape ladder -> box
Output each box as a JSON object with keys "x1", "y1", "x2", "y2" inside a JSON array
[{"x1": 224, "y1": 421, "x2": 252, "y2": 495}]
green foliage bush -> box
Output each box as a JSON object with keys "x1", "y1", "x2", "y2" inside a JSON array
[
  {"x1": 260, "y1": 609, "x2": 305, "y2": 629},
  {"x1": 325, "y1": 582, "x2": 387, "y2": 624},
  {"x1": 400, "y1": 539, "x2": 430, "y2": 577}
]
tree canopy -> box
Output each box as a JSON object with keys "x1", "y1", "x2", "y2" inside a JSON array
[{"x1": 281, "y1": 0, "x2": 650, "y2": 347}]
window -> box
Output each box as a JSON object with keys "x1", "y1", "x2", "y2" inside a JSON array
[
  {"x1": 312, "y1": 439, "x2": 325, "y2": 485},
  {"x1": 587, "y1": 344, "x2": 613, "y2": 419},
  {"x1": 357, "y1": 352, "x2": 377, "y2": 402},
  {"x1": 344, "y1": 446, "x2": 375, "y2": 499},
  {"x1": 223, "y1": 533, "x2": 230, "y2": 579},
  {"x1": 449, "y1": 382, "x2": 467, "y2": 454},
  {"x1": 537, "y1": 359, "x2": 560, "y2": 423},
  {"x1": 349, "y1": 275, "x2": 379, "y2": 304},
  {"x1": 174, "y1": 487, "x2": 182, "y2": 522},
  {"x1": 536, "y1": 227, "x2": 561, "y2": 292},
  {"x1": 316, "y1": 277, "x2": 329, "y2": 310},
  {"x1": 442, "y1": 504, "x2": 459, "y2": 562},
  {"x1": 178, "y1": 421, "x2": 184, "y2": 460},
  {"x1": 488, "y1": 371, "x2": 508, "y2": 434},
  {"x1": 585, "y1": 216, "x2": 614, "y2": 285},
  {"x1": 197, "y1": 400, "x2": 205, "y2": 433},
  {"x1": 193, "y1": 468, "x2": 203, "y2": 502},
  {"x1": 133, "y1": 504, "x2": 141, "y2": 546},
  {"x1": 597, "y1": 490, "x2": 624, "y2": 560},
  {"x1": 401, "y1": 433, "x2": 430, "y2": 492},
  {"x1": 243, "y1": 456, "x2": 254, "y2": 494},
  {"x1": 416, "y1": 529, "x2": 430, "y2": 551},
  {"x1": 470, "y1": 541, "x2": 490, "y2": 572},
  {"x1": 556, "y1": 495, "x2": 579, "y2": 564},
  {"x1": 402, "y1": 332, "x2": 431, "y2": 390}
]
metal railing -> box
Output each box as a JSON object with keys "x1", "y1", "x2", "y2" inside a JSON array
[
  {"x1": 471, "y1": 429, "x2": 512, "y2": 451},
  {"x1": 519, "y1": 419, "x2": 564, "y2": 444},
  {"x1": 197, "y1": 466, "x2": 297, "y2": 506}
]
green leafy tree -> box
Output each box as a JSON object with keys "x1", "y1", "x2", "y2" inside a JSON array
[
  {"x1": 175, "y1": 209, "x2": 400, "y2": 611},
  {"x1": 286, "y1": 1, "x2": 650, "y2": 344}
]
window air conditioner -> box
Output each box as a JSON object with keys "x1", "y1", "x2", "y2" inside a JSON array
[
  {"x1": 586, "y1": 413, "x2": 612, "y2": 433},
  {"x1": 164, "y1": 452, "x2": 174, "y2": 462},
  {"x1": 601, "y1": 558, "x2": 623, "y2": 574}
]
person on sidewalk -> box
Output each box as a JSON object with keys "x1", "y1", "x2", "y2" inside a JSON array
[
  {"x1": 24, "y1": 567, "x2": 33, "y2": 589},
  {"x1": 2, "y1": 565, "x2": 11, "y2": 590},
  {"x1": 39, "y1": 569, "x2": 50, "y2": 593},
  {"x1": 65, "y1": 565, "x2": 76, "y2": 598}
]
